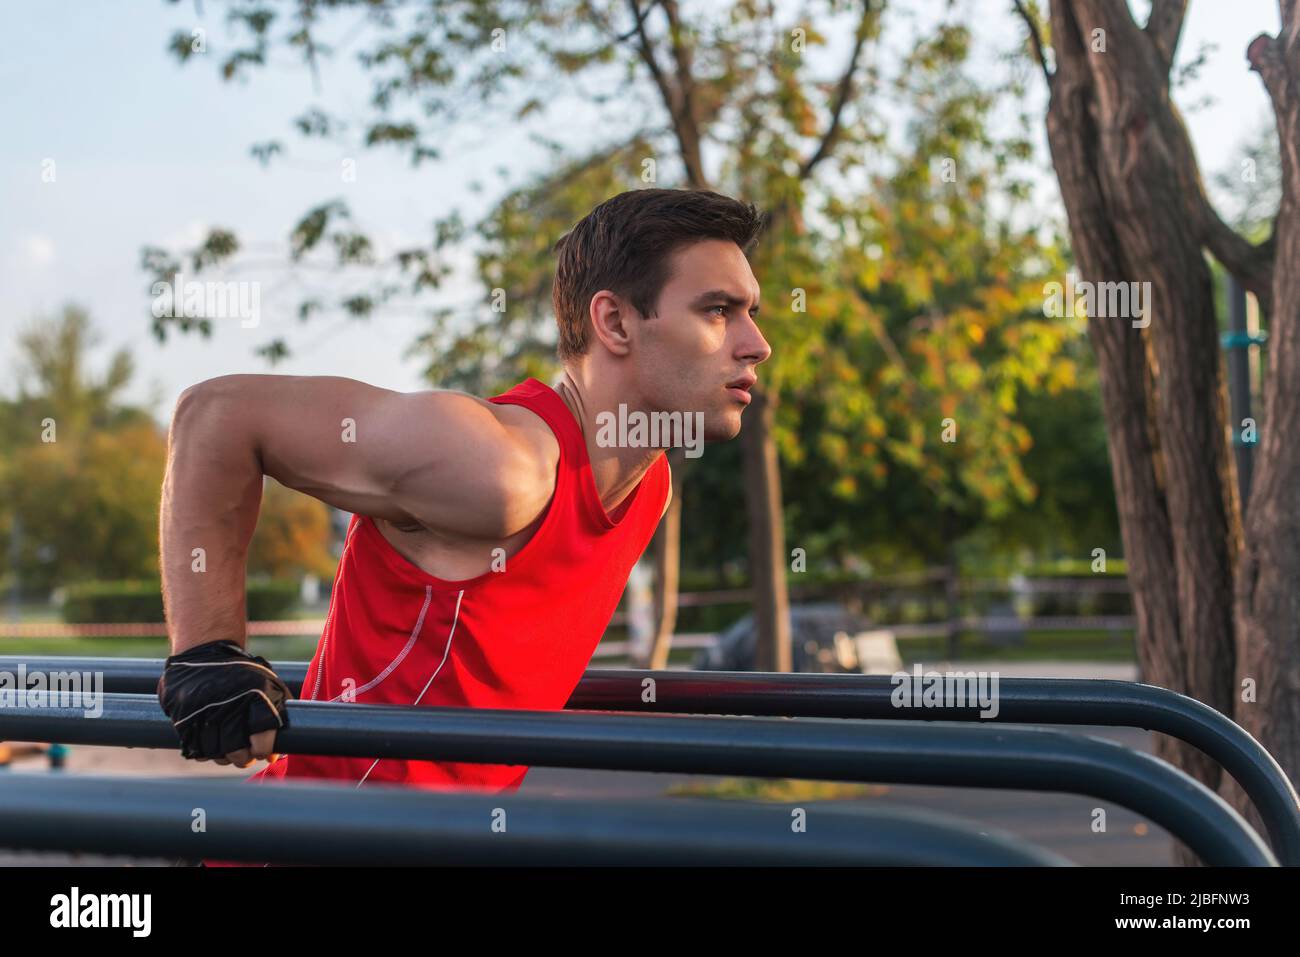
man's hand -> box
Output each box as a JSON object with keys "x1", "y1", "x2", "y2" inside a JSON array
[{"x1": 158, "y1": 639, "x2": 290, "y2": 766}]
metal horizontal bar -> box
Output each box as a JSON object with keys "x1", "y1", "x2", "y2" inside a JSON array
[
  {"x1": 0, "y1": 773, "x2": 1070, "y2": 866},
  {"x1": 582, "y1": 670, "x2": 1300, "y2": 866},
  {"x1": 0, "y1": 656, "x2": 287, "y2": 693},
  {"x1": 15, "y1": 656, "x2": 1297, "y2": 865},
  {"x1": 0, "y1": 690, "x2": 1275, "y2": 866}
]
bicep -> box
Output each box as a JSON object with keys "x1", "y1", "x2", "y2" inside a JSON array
[{"x1": 197, "y1": 374, "x2": 532, "y2": 536}]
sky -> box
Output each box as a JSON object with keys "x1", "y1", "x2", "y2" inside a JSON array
[{"x1": 0, "y1": 0, "x2": 1283, "y2": 424}]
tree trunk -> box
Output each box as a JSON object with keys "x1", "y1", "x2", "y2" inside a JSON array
[
  {"x1": 1028, "y1": 2, "x2": 1243, "y2": 862},
  {"x1": 1045, "y1": 0, "x2": 1238, "y2": 792},
  {"x1": 1229, "y1": 21, "x2": 1300, "y2": 827},
  {"x1": 1027, "y1": 0, "x2": 1300, "y2": 861},
  {"x1": 740, "y1": 386, "x2": 792, "y2": 672}
]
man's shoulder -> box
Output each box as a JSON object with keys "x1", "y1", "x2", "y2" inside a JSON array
[
  {"x1": 394, "y1": 389, "x2": 560, "y2": 539},
  {"x1": 430, "y1": 388, "x2": 560, "y2": 475},
  {"x1": 444, "y1": 391, "x2": 561, "y2": 518}
]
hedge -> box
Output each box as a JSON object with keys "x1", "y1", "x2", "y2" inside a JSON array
[{"x1": 62, "y1": 579, "x2": 301, "y2": 623}]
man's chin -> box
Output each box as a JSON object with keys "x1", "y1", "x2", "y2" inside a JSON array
[{"x1": 701, "y1": 412, "x2": 744, "y2": 443}]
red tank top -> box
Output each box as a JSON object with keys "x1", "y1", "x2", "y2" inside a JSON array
[{"x1": 245, "y1": 377, "x2": 669, "y2": 792}]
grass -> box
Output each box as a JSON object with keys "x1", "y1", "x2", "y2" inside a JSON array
[
  {"x1": 668, "y1": 778, "x2": 889, "y2": 802},
  {"x1": 899, "y1": 629, "x2": 1136, "y2": 663}
]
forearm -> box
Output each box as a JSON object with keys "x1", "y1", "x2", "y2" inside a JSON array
[{"x1": 159, "y1": 382, "x2": 265, "y2": 654}]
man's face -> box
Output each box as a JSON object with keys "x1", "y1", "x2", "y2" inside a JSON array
[{"x1": 625, "y1": 238, "x2": 770, "y2": 443}]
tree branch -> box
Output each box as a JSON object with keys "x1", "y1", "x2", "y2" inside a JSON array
[
  {"x1": 1062, "y1": 0, "x2": 1277, "y2": 307},
  {"x1": 625, "y1": 0, "x2": 674, "y2": 109},
  {"x1": 1286, "y1": 0, "x2": 1300, "y2": 51},
  {"x1": 1247, "y1": 31, "x2": 1295, "y2": 113},
  {"x1": 611, "y1": 0, "x2": 660, "y2": 43},
  {"x1": 1187, "y1": 22, "x2": 1300, "y2": 311},
  {"x1": 1145, "y1": 0, "x2": 1189, "y2": 72},
  {"x1": 799, "y1": 0, "x2": 876, "y2": 180},
  {"x1": 1196, "y1": 198, "x2": 1277, "y2": 311},
  {"x1": 1012, "y1": 0, "x2": 1052, "y2": 87},
  {"x1": 624, "y1": 0, "x2": 707, "y2": 187},
  {"x1": 659, "y1": 0, "x2": 707, "y2": 187}
]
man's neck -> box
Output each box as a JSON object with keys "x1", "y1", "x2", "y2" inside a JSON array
[{"x1": 554, "y1": 369, "x2": 662, "y2": 513}]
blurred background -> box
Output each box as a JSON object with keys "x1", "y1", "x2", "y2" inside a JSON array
[{"x1": 0, "y1": 0, "x2": 1288, "y2": 865}]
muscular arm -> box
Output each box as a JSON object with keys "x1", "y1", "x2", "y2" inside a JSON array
[{"x1": 159, "y1": 374, "x2": 551, "y2": 654}]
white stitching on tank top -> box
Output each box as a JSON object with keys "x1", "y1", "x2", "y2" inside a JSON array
[
  {"x1": 329, "y1": 585, "x2": 432, "y2": 702},
  {"x1": 355, "y1": 589, "x2": 464, "y2": 787}
]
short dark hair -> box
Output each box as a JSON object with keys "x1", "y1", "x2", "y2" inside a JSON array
[{"x1": 552, "y1": 188, "x2": 764, "y2": 361}]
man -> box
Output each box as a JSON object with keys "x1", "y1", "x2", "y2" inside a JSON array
[{"x1": 157, "y1": 188, "x2": 770, "y2": 849}]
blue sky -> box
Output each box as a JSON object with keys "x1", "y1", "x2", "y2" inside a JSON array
[{"x1": 0, "y1": 0, "x2": 1282, "y2": 421}]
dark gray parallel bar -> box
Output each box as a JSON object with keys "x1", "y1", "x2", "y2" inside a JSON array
[
  {"x1": 12, "y1": 656, "x2": 1297, "y2": 865},
  {"x1": 578, "y1": 670, "x2": 1300, "y2": 865},
  {"x1": 0, "y1": 691, "x2": 1276, "y2": 866},
  {"x1": 0, "y1": 656, "x2": 301, "y2": 697},
  {"x1": 0, "y1": 773, "x2": 1069, "y2": 866},
  {"x1": 587, "y1": 665, "x2": 1300, "y2": 868}
]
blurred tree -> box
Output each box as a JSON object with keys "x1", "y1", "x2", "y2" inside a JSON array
[
  {"x1": 0, "y1": 306, "x2": 165, "y2": 593},
  {"x1": 4, "y1": 423, "x2": 166, "y2": 591},
  {"x1": 988, "y1": 362, "x2": 1120, "y2": 560},
  {"x1": 9, "y1": 305, "x2": 145, "y2": 433},
  {"x1": 0, "y1": 307, "x2": 336, "y2": 597},
  {"x1": 247, "y1": 479, "x2": 339, "y2": 581}
]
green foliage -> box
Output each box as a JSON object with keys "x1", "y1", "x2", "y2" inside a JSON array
[
  {"x1": 245, "y1": 579, "x2": 302, "y2": 620},
  {"x1": 63, "y1": 580, "x2": 166, "y2": 624}
]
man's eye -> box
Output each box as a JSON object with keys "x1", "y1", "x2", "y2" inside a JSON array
[{"x1": 708, "y1": 304, "x2": 727, "y2": 316}]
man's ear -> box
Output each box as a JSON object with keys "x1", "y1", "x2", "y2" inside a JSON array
[{"x1": 589, "y1": 290, "x2": 634, "y2": 357}]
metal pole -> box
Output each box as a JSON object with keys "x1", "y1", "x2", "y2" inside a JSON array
[
  {"x1": 0, "y1": 773, "x2": 1071, "y2": 866},
  {"x1": 1226, "y1": 275, "x2": 1254, "y2": 510},
  {"x1": 0, "y1": 690, "x2": 1276, "y2": 866},
  {"x1": 580, "y1": 669, "x2": 1300, "y2": 865},
  {"x1": 38, "y1": 657, "x2": 1300, "y2": 865}
]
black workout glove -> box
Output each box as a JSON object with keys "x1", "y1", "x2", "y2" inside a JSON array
[{"x1": 157, "y1": 639, "x2": 290, "y2": 761}]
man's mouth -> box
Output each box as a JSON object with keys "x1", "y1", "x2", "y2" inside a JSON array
[{"x1": 726, "y1": 375, "x2": 756, "y2": 405}]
